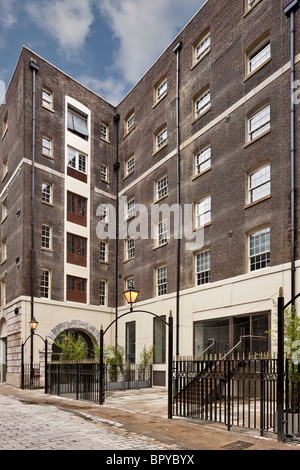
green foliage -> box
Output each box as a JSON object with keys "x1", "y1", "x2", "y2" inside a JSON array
[
  {"x1": 54, "y1": 333, "x2": 86, "y2": 361},
  {"x1": 267, "y1": 304, "x2": 300, "y2": 358},
  {"x1": 138, "y1": 345, "x2": 154, "y2": 380}
]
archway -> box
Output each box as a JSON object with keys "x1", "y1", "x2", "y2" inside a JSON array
[{"x1": 46, "y1": 320, "x2": 99, "y2": 361}]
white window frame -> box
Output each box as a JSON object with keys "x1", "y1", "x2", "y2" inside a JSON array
[
  {"x1": 155, "y1": 127, "x2": 167, "y2": 151},
  {"x1": 157, "y1": 219, "x2": 168, "y2": 247},
  {"x1": 42, "y1": 88, "x2": 53, "y2": 109},
  {"x1": 127, "y1": 198, "x2": 135, "y2": 219},
  {"x1": 99, "y1": 279, "x2": 107, "y2": 306},
  {"x1": 248, "y1": 227, "x2": 270, "y2": 272},
  {"x1": 98, "y1": 204, "x2": 108, "y2": 223},
  {"x1": 246, "y1": 0, "x2": 260, "y2": 12},
  {"x1": 100, "y1": 163, "x2": 108, "y2": 182},
  {"x1": 248, "y1": 164, "x2": 270, "y2": 203},
  {"x1": 156, "y1": 265, "x2": 167, "y2": 297},
  {"x1": 247, "y1": 38, "x2": 270, "y2": 76},
  {"x1": 2, "y1": 155, "x2": 8, "y2": 180},
  {"x1": 99, "y1": 240, "x2": 108, "y2": 263},
  {"x1": 67, "y1": 146, "x2": 87, "y2": 174},
  {"x1": 248, "y1": 105, "x2": 270, "y2": 142},
  {"x1": 155, "y1": 77, "x2": 167, "y2": 102},
  {"x1": 195, "y1": 250, "x2": 210, "y2": 285},
  {"x1": 42, "y1": 224, "x2": 52, "y2": 250},
  {"x1": 1, "y1": 278, "x2": 6, "y2": 306},
  {"x1": 42, "y1": 183, "x2": 52, "y2": 204},
  {"x1": 194, "y1": 31, "x2": 211, "y2": 64},
  {"x1": 41, "y1": 269, "x2": 51, "y2": 299},
  {"x1": 195, "y1": 196, "x2": 211, "y2": 228},
  {"x1": 126, "y1": 112, "x2": 135, "y2": 134},
  {"x1": 42, "y1": 136, "x2": 52, "y2": 157},
  {"x1": 1, "y1": 237, "x2": 7, "y2": 263},
  {"x1": 126, "y1": 238, "x2": 135, "y2": 260},
  {"x1": 195, "y1": 146, "x2": 211, "y2": 176},
  {"x1": 100, "y1": 122, "x2": 109, "y2": 141},
  {"x1": 126, "y1": 155, "x2": 135, "y2": 176},
  {"x1": 1, "y1": 198, "x2": 7, "y2": 222},
  {"x1": 194, "y1": 89, "x2": 211, "y2": 119},
  {"x1": 156, "y1": 175, "x2": 168, "y2": 200}
]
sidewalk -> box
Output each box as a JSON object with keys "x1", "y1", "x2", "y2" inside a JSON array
[{"x1": 0, "y1": 384, "x2": 300, "y2": 451}]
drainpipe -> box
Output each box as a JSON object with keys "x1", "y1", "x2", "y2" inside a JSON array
[
  {"x1": 284, "y1": 0, "x2": 300, "y2": 307},
  {"x1": 173, "y1": 41, "x2": 182, "y2": 357},
  {"x1": 29, "y1": 58, "x2": 39, "y2": 389},
  {"x1": 113, "y1": 113, "x2": 120, "y2": 348}
]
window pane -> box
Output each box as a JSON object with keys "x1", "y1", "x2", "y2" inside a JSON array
[
  {"x1": 249, "y1": 106, "x2": 270, "y2": 140},
  {"x1": 249, "y1": 165, "x2": 270, "y2": 202},
  {"x1": 249, "y1": 228, "x2": 270, "y2": 271},
  {"x1": 249, "y1": 43, "x2": 270, "y2": 74}
]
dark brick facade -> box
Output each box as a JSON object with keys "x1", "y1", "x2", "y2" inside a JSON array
[{"x1": 0, "y1": 0, "x2": 299, "y2": 312}]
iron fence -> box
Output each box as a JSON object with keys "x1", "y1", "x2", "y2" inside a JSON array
[
  {"x1": 46, "y1": 361, "x2": 152, "y2": 403},
  {"x1": 21, "y1": 364, "x2": 42, "y2": 389},
  {"x1": 172, "y1": 357, "x2": 300, "y2": 437}
]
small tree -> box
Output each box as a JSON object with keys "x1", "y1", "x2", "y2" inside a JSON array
[
  {"x1": 54, "y1": 333, "x2": 86, "y2": 361},
  {"x1": 138, "y1": 345, "x2": 154, "y2": 380}
]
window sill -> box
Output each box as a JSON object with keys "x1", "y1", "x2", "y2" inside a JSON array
[
  {"x1": 123, "y1": 171, "x2": 135, "y2": 181},
  {"x1": 243, "y1": 58, "x2": 271, "y2": 83},
  {"x1": 191, "y1": 49, "x2": 211, "y2": 70},
  {"x1": 244, "y1": 0, "x2": 263, "y2": 17},
  {"x1": 42, "y1": 153, "x2": 54, "y2": 160},
  {"x1": 192, "y1": 107, "x2": 211, "y2": 125},
  {"x1": 123, "y1": 126, "x2": 135, "y2": 140},
  {"x1": 192, "y1": 167, "x2": 211, "y2": 181},
  {"x1": 244, "y1": 194, "x2": 271, "y2": 209},
  {"x1": 244, "y1": 129, "x2": 271, "y2": 148},
  {"x1": 153, "y1": 241, "x2": 168, "y2": 251},
  {"x1": 153, "y1": 92, "x2": 167, "y2": 108},
  {"x1": 153, "y1": 143, "x2": 167, "y2": 156},
  {"x1": 100, "y1": 137, "x2": 110, "y2": 144},
  {"x1": 153, "y1": 193, "x2": 168, "y2": 204},
  {"x1": 193, "y1": 222, "x2": 211, "y2": 232},
  {"x1": 124, "y1": 257, "x2": 135, "y2": 264},
  {"x1": 42, "y1": 104, "x2": 55, "y2": 113}
]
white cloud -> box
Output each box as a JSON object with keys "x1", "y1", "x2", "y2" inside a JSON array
[
  {"x1": 25, "y1": 0, "x2": 95, "y2": 58},
  {"x1": 0, "y1": 0, "x2": 19, "y2": 29},
  {"x1": 78, "y1": 74, "x2": 125, "y2": 107},
  {"x1": 97, "y1": 0, "x2": 204, "y2": 84}
]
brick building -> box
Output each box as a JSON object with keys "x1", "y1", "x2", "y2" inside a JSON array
[{"x1": 0, "y1": 0, "x2": 300, "y2": 387}]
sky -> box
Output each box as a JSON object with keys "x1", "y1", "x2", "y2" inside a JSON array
[{"x1": 0, "y1": 0, "x2": 206, "y2": 106}]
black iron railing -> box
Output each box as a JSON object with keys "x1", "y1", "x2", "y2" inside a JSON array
[
  {"x1": 173, "y1": 357, "x2": 300, "y2": 437},
  {"x1": 46, "y1": 361, "x2": 152, "y2": 403}
]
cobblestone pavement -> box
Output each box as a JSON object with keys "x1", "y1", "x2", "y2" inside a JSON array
[{"x1": 0, "y1": 393, "x2": 177, "y2": 451}]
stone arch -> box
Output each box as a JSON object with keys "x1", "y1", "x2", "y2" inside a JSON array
[{"x1": 46, "y1": 320, "x2": 100, "y2": 348}]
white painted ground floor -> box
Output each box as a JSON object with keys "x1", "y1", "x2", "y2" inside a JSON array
[{"x1": 0, "y1": 260, "x2": 298, "y2": 387}]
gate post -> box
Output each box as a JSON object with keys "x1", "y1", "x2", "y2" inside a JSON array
[
  {"x1": 277, "y1": 294, "x2": 285, "y2": 442},
  {"x1": 99, "y1": 327, "x2": 104, "y2": 405}
]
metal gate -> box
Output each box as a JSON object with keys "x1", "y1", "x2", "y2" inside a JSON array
[{"x1": 172, "y1": 358, "x2": 299, "y2": 436}]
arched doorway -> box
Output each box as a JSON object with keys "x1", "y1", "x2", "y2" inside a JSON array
[
  {"x1": 51, "y1": 329, "x2": 94, "y2": 361},
  {"x1": 0, "y1": 319, "x2": 7, "y2": 383}
]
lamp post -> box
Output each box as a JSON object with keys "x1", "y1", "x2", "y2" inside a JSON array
[
  {"x1": 29, "y1": 317, "x2": 38, "y2": 390},
  {"x1": 99, "y1": 288, "x2": 174, "y2": 419},
  {"x1": 21, "y1": 318, "x2": 48, "y2": 392}
]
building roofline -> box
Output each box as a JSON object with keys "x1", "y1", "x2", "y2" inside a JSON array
[{"x1": 3, "y1": 0, "x2": 209, "y2": 109}]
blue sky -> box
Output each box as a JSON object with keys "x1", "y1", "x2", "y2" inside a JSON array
[{"x1": 0, "y1": 0, "x2": 206, "y2": 106}]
